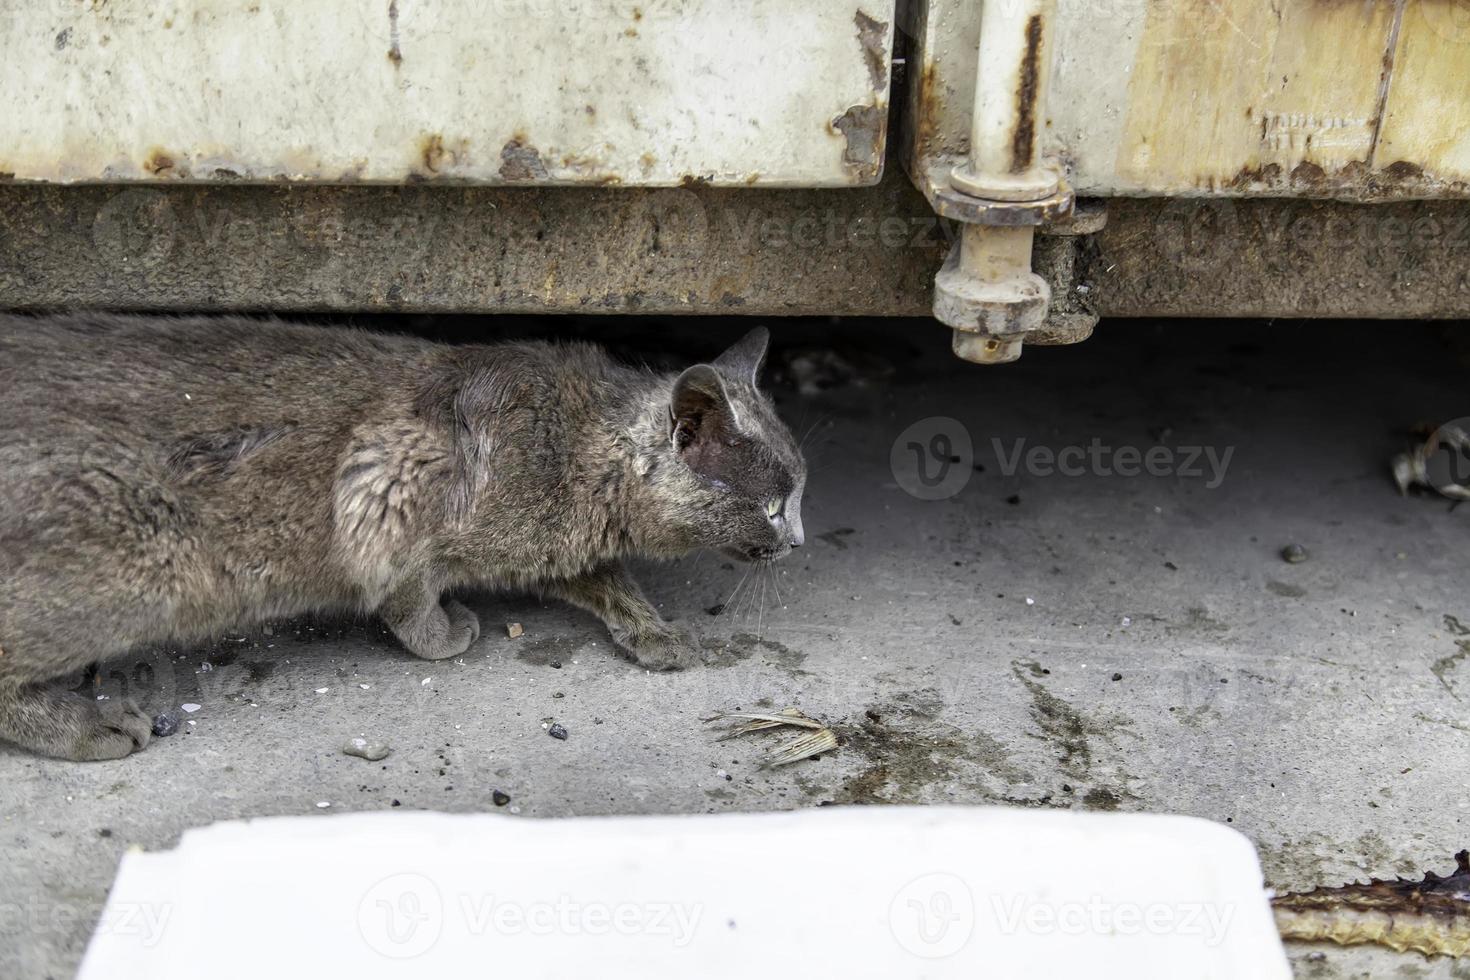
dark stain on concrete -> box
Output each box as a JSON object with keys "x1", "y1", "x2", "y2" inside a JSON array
[
  {"x1": 1268, "y1": 580, "x2": 1307, "y2": 598},
  {"x1": 702, "y1": 632, "x2": 809, "y2": 675},
  {"x1": 815, "y1": 527, "x2": 856, "y2": 549},
  {"x1": 1181, "y1": 605, "x2": 1231, "y2": 634},
  {"x1": 515, "y1": 633, "x2": 569, "y2": 667},
  {"x1": 1011, "y1": 659, "x2": 1140, "y2": 808},
  {"x1": 1431, "y1": 614, "x2": 1470, "y2": 698},
  {"x1": 1258, "y1": 831, "x2": 1426, "y2": 895},
  {"x1": 827, "y1": 689, "x2": 1037, "y2": 805}
]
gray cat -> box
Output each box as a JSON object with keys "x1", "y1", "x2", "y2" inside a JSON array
[{"x1": 0, "y1": 315, "x2": 806, "y2": 761}]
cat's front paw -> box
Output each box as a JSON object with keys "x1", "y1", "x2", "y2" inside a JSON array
[
  {"x1": 445, "y1": 599, "x2": 481, "y2": 647},
  {"x1": 67, "y1": 697, "x2": 153, "y2": 761},
  {"x1": 616, "y1": 622, "x2": 701, "y2": 671}
]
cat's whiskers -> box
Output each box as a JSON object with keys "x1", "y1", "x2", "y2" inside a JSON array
[
  {"x1": 756, "y1": 571, "x2": 767, "y2": 642},
  {"x1": 797, "y1": 413, "x2": 831, "y2": 453},
  {"x1": 767, "y1": 561, "x2": 784, "y2": 609},
  {"x1": 719, "y1": 564, "x2": 754, "y2": 623}
]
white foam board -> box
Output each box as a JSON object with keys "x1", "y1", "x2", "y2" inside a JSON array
[{"x1": 78, "y1": 805, "x2": 1289, "y2": 979}]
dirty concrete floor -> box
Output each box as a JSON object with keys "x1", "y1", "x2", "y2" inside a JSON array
[{"x1": 3, "y1": 317, "x2": 1470, "y2": 979}]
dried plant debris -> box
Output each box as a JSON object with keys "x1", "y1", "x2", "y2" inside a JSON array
[
  {"x1": 1273, "y1": 851, "x2": 1470, "y2": 957},
  {"x1": 704, "y1": 707, "x2": 838, "y2": 768},
  {"x1": 1392, "y1": 421, "x2": 1470, "y2": 500}
]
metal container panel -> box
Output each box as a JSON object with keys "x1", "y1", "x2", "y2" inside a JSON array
[
  {"x1": 0, "y1": 1, "x2": 894, "y2": 187},
  {"x1": 908, "y1": 0, "x2": 1470, "y2": 200}
]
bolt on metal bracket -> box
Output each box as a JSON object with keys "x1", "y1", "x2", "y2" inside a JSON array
[{"x1": 927, "y1": 0, "x2": 1077, "y2": 364}]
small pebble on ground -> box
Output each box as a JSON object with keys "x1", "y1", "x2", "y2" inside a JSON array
[
  {"x1": 1281, "y1": 543, "x2": 1309, "y2": 563},
  {"x1": 342, "y1": 737, "x2": 391, "y2": 762}
]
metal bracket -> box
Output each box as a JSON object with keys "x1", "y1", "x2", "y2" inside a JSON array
[{"x1": 917, "y1": 0, "x2": 1085, "y2": 364}]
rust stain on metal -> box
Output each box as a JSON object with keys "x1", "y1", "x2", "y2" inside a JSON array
[
  {"x1": 144, "y1": 149, "x2": 177, "y2": 176},
  {"x1": 387, "y1": 0, "x2": 402, "y2": 67},
  {"x1": 1226, "y1": 155, "x2": 1466, "y2": 199},
  {"x1": 420, "y1": 135, "x2": 469, "y2": 174},
  {"x1": 1011, "y1": 14, "x2": 1043, "y2": 174},
  {"x1": 915, "y1": 59, "x2": 941, "y2": 156},
  {"x1": 1117, "y1": 0, "x2": 1407, "y2": 193},
  {"x1": 1291, "y1": 160, "x2": 1326, "y2": 183},
  {"x1": 498, "y1": 138, "x2": 548, "y2": 181},
  {"x1": 831, "y1": 103, "x2": 886, "y2": 181},
  {"x1": 1384, "y1": 159, "x2": 1425, "y2": 180},
  {"x1": 854, "y1": 9, "x2": 889, "y2": 92},
  {"x1": 421, "y1": 134, "x2": 446, "y2": 173}
]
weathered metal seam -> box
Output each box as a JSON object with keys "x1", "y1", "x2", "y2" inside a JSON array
[{"x1": 1366, "y1": 0, "x2": 1409, "y2": 171}]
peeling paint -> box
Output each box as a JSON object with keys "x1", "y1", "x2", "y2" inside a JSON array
[
  {"x1": 832, "y1": 103, "x2": 887, "y2": 180},
  {"x1": 498, "y1": 138, "x2": 548, "y2": 181},
  {"x1": 854, "y1": 9, "x2": 889, "y2": 92}
]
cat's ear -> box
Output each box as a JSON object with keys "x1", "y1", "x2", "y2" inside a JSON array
[
  {"x1": 713, "y1": 327, "x2": 769, "y2": 385},
  {"x1": 670, "y1": 364, "x2": 738, "y2": 452}
]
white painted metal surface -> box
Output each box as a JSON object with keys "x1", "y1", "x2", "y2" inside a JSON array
[
  {"x1": 77, "y1": 806, "x2": 1290, "y2": 979},
  {"x1": 0, "y1": 1, "x2": 893, "y2": 186}
]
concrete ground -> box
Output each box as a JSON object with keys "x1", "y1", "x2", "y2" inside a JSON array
[{"x1": 3, "y1": 316, "x2": 1469, "y2": 979}]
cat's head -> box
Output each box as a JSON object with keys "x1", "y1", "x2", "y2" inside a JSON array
[{"x1": 655, "y1": 328, "x2": 806, "y2": 562}]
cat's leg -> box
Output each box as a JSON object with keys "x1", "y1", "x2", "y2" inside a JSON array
[
  {"x1": 542, "y1": 562, "x2": 699, "y2": 670},
  {"x1": 0, "y1": 680, "x2": 152, "y2": 761},
  {"x1": 379, "y1": 578, "x2": 481, "y2": 661}
]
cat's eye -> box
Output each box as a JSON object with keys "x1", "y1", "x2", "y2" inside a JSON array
[{"x1": 765, "y1": 497, "x2": 783, "y2": 519}]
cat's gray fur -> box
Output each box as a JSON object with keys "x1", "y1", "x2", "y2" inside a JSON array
[{"x1": 0, "y1": 314, "x2": 805, "y2": 760}]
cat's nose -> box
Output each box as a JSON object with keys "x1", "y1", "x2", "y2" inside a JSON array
[{"x1": 789, "y1": 527, "x2": 804, "y2": 548}]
